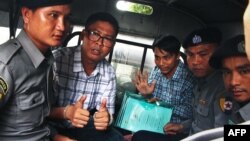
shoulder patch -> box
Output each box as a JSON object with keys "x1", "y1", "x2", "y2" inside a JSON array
[
  {"x1": 220, "y1": 96, "x2": 233, "y2": 114},
  {"x1": 219, "y1": 97, "x2": 225, "y2": 112},
  {"x1": 224, "y1": 100, "x2": 233, "y2": 111},
  {"x1": 0, "y1": 92, "x2": 3, "y2": 100},
  {"x1": 0, "y1": 77, "x2": 8, "y2": 96}
]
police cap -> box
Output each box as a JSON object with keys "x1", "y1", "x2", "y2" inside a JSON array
[
  {"x1": 209, "y1": 35, "x2": 246, "y2": 69},
  {"x1": 18, "y1": 0, "x2": 73, "y2": 8},
  {"x1": 182, "y1": 27, "x2": 222, "y2": 49},
  {"x1": 153, "y1": 35, "x2": 181, "y2": 54}
]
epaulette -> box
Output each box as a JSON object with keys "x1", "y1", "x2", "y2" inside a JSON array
[{"x1": 0, "y1": 39, "x2": 21, "y2": 64}]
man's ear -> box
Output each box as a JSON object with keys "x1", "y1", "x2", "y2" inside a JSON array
[
  {"x1": 81, "y1": 29, "x2": 86, "y2": 39},
  {"x1": 21, "y1": 7, "x2": 32, "y2": 24}
]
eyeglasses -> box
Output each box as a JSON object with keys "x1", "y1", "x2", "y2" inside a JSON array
[{"x1": 86, "y1": 30, "x2": 115, "y2": 47}]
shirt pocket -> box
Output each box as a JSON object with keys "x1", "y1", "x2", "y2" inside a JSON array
[
  {"x1": 197, "y1": 104, "x2": 209, "y2": 117},
  {"x1": 16, "y1": 87, "x2": 45, "y2": 126},
  {"x1": 17, "y1": 88, "x2": 45, "y2": 110}
]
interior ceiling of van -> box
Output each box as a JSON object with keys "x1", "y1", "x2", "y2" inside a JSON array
[{"x1": 0, "y1": 0, "x2": 248, "y2": 40}]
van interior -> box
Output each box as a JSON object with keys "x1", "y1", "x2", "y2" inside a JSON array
[{"x1": 0, "y1": 0, "x2": 248, "y2": 139}]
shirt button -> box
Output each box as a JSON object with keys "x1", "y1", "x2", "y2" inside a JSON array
[{"x1": 32, "y1": 99, "x2": 36, "y2": 104}]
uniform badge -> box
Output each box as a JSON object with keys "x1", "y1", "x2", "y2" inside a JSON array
[
  {"x1": 224, "y1": 100, "x2": 233, "y2": 110},
  {"x1": 220, "y1": 96, "x2": 233, "y2": 114},
  {"x1": 0, "y1": 77, "x2": 8, "y2": 99},
  {"x1": 199, "y1": 99, "x2": 206, "y2": 105},
  {"x1": 219, "y1": 97, "x2": 225, "y2": 112},
  {"x1": 237, "y1": 41, "x2": 245, "y2": 53},
  {"x1": 0, "y1": 92, "x2": 3, "y2": 100},
  {"x1": 192, "y1": 35, "x2": 202, "y2": 44}
]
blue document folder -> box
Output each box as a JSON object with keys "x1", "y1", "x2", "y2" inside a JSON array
[{"x1": 115, "y1": 91, "x2": 173, "y2": 134}]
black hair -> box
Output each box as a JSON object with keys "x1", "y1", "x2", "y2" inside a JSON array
[
  {"x1": 152, "y1": 35, "x2": 181, "y2": 54},
  {"x1": 85, "y1": 12, "x2": 119, "y2": 36}
]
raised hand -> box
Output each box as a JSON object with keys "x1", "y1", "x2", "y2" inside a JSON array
[
  {"x1": 93, "y1": 98, "x2": 110, "y2": 130},
  {"x1": 65, "y1": 95, "x2": 90, "y2": 128},
  {"x1": 133, "y1": 70, "x2": 156, "y2": 97}
]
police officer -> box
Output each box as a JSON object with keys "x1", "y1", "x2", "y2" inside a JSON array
[
  {"x1": 209, "y1": 35, "x2": 250, "y2": 124},
  {"x1": 0, "y1": 0, "x2": 72, "y2": 140},
  {"x1": 181, "y1": 27, "x2": 228, "y2": 135}
]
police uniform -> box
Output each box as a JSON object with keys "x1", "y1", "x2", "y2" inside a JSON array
[
  {"x1": 229, "y1": 102, "x2": 250, "y2": 124},
  {"x1": 189, "y1": 71, "x2": 227, "y2": 134},
  {"x1": 182, "y1": 27, "x2": 228, "y2": 134},
  {"x1": 0, "y1": 0, "x2": 72, "y2": 140},
  {"x1": 210, "y1": 35, "x2": 250, "y2": 124}
]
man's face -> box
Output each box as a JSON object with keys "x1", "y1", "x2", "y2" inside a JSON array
[
  {"x1": 82, "y1": 21, "x2": 116, "y2": 63},
  {"x1": 222, "y1": 56, "x2": 250, "y2": 103},
  {"x1": 22, "y1": 5, "x2": 71, "y2": 51},
  {"x1": 185, "y1": 43, "x2": 216, "y2": 78},
  {"x1": 154, "y1": 47, "x2": 179, "y2": 78}
]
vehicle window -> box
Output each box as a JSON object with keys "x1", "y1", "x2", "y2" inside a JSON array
[
  {"x1": 0, "y1": 27, "x2": 21, "y2": 44},
  {"x1": 110, "y1": 34, "x2": 154, "y2": 104}
]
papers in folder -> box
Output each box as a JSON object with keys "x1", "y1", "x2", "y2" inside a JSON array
[{"x1": 115, "y1": 91, "x2": 173, "y2": 134}]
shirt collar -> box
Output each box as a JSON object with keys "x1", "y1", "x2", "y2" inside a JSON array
[
  {"x1": 238, "y1": 102, "x2": 250, "y2": 121},
  {"x1": 73, "y1": 45, "x2": 83, "y2": 72},
  {"x1": 196, "y1": 70, "x2": 222, "y2": 84},
  {"x1": 17, "y1": 30, "x2": 46, "y2": 68},
  {"x1": 205, "y1": 70, "x2": 222, "y2": 82},
  {"x1": 172, "y1": 61, "x2": 183, "y2": 80},
  {"x1": 73, "y1": 45, "x2": 105, "y2": 76}
]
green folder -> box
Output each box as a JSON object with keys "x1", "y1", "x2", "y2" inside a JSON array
[{"x1": 115, "y1": 91, "x2": 173, "y2": 134}]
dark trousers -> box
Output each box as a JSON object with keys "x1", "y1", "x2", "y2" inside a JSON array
[
  {"x1": 131, "y1": 130, "x2": 188, "y2": 141},
  {"x1": 57, "y1": 117, "x2": 124, "y2": 141}
]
